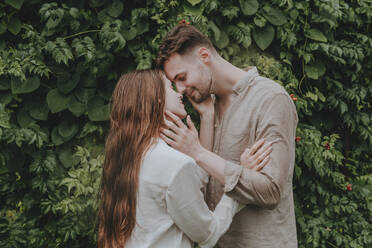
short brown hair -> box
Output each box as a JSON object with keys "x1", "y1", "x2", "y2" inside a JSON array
[{"x1": 156, "y1": 24, "x2": 215, "y2": 69}]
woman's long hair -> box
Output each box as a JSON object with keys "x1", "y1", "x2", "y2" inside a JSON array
[{"x1": 98, "y1": 69, "x2": 165, "y2": 248}]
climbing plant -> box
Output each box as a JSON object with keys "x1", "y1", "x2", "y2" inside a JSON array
[{"x1": 0, "y1": 0, "x2": 371, "y2": 247}]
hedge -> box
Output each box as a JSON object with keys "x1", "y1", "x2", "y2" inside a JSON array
[{"x1": 0, "y1": 0, "x2": 371, "y2": 247}]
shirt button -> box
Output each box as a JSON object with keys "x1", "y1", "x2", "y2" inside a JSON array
[{"x1": 214, "y1": 124, "x2": 217, "y2": 127}]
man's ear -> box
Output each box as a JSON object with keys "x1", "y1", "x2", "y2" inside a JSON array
[{"x1": 197, "y1": 47, "x2": 210, "y2": 64}]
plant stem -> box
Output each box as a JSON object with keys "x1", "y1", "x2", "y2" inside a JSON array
[{"x1": 63, "y1": 30, "x2": 101, "y2": 40}]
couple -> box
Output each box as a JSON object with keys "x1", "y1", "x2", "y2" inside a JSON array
[{"x1": 98, "y1": 24, "x2": 298, "y2": 248}]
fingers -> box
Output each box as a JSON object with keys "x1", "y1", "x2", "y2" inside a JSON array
[
  {"x1": 165, "y1": 110, "x2": 186, "y2": 128},
  {"x1": 253, "y1": 156, "x2": 270, "y2": 171},
  {"x1": 164, "y1": 118, "x2": 180, "y2": 134},
  {"x1": 160, "y1": 128, "x2": 177, "y2": 141},
  {"x1": 252, "y1": 141, "x2": 273, "y2": 161},
  {"x1": 187, "y1": 96, "x2": 197, "y2": 108},
  {"x1": 186, "y1": 115, "x2": 197, "y2": 132},
  {"x1": 249, "y1": 139, "x2": 265, "y2": 155},
  {"x1": 255, "y1": 146, "x2": 272, "y2": 164},
  {"x1": 160, "y1": 133, "x2": 176, "y2": 147}
]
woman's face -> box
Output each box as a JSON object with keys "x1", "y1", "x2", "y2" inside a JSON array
[{"x1": 164, "y1": 76, "x2": 187, "y2": 119}]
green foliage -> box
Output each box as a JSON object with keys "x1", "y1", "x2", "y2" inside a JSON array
[{"x1": 0, "y1": 0, "x2": 370, "y2": 247}]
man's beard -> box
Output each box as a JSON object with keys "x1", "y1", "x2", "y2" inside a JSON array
[
  {"x1": 191, "y1": 90, "x2": 209, "y2": 103},
  {"x1": 191, "y1": 69, "x2": 214, "y2": 103}
]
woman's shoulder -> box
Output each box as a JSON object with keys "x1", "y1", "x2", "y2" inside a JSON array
[{"x1": 141, "y1": 138, "x2": 197, "y2": 185}]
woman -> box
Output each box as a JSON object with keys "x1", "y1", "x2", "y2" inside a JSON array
[{"x1": 98, "y1": 69, "x2": 271, "y2": 248}]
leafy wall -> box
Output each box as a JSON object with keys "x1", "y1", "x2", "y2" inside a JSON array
[{"x1": 0, "y1": 0, "x2": 371, "y2": 247}]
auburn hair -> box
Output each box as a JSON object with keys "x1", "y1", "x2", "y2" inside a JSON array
[
  {"x1": 156, "y1": 24, "x2": 215, "y2": 69},
  {"x1": 98, "y1": 69, "x2": 165, "y2": 248}
]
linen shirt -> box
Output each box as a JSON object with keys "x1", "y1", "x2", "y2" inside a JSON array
[
  {"x1": 126, "y1": 138, "x2": 241, "y2": 248},
  {"x1": 206, "y1": 67, "x2": 299, "y2": 247}
]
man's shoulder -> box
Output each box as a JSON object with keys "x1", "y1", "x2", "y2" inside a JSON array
[{"x1": 253, "y1": 75, "x2": 288, "y2": 97}]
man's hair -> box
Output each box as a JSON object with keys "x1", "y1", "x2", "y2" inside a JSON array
[{"x1": 156, "y1": 24, "x2": 215, "y2": 69}]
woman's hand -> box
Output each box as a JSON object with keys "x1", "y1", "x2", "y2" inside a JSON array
[
  {"x1": 188, "y1": 95, "x2": 214, "y2": 119},
  {"x1": 240, "y1": 139, "x2": 273, "y2": 171},
  {"x1": 160, "y1": 111, "x2": 204, "y2": 160}
]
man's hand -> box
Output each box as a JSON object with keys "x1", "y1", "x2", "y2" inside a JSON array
[
  {"x1": 240, "y1": 139, "x2": 272, "y2": 171},
  {"x1": 160, "y1": 111, "x2": 204, "y2": 160}
]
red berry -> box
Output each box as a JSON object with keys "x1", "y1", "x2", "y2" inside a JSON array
[
  {"x1": 347, "y1": 184, "x2": 352, "y2": 191},
  {"x1": 290, "y1": 93, "x2": 294, "y2": 97},
  {"x1": 186, "y1": 21, "x2": 190, "y2": 25},
  {"x1": 292, "y1": 97, "x2": 298, "y2": 101},
  {"x1": 324, "y1": 143, "x2": 330, "y2": 150},
  {"x1": 295, "y1": 136, "x2": 301, "y2": 142}
]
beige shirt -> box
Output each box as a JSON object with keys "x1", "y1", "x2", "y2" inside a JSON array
[
  {"x1": 126, "y1": 138, "x2": 242, "y2": 248},
  {"x1": 207, "y1": 67, "x2": 298, "y2": 247}
]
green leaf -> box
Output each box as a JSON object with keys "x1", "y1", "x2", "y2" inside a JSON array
[
  {"x1": 51, "y1": 126, "x2": 65, "y2": 146},
  {"x1": 239, "y1": 0, "x2": 259, "y2": 16},
  {"x1": 57, "y1": 73, "x2": 80, "y2": 94},
  {"x1": 7, "y1": 17, "x2": 22, "y2": 35},
  {"x1": 0, "y1": 23, "x2": 6, "y2": 34},
  {"x1": 0, "y1": 77, "x2": 10, "y2": 90},
  {"x1": 107, "y1": 0, "x2": 124, "y2": 18},
  {"x1": 11, "y1": 77, "x2": 40, "y2": 94},
  {"x1": 305, "y1": 62, "x2": 326, "y2": 80},
  {"x1": 187, "y1": 0, "x2": 202, "y2": 6},
  {"x1": 81, "y1": 75, "x2": 97, "y2": 88},
  {"x1": 4, "y1": 0, "x2": 24, "y2": 10},
  {"x1": 306, "y1": 29, "x2": 327, "y2": 42},
  {"x1": 208, "y1": 21, "x2": 221, "y2": 42},
  {"x1": 68, "y1": 96, "x2": 86, "y2": 117},
  {"x1": 262, "y1": 5, "x2": 287, "y2": 26},
  {"x1": 58, "y1": 120, "x2": 79, "y2": 140},
  {"x1": 29, "y1": 103, "x2": 49, "y2": 121},
  {"x1": 87, "y1": 96, "x2": 109, "y2": 122},
  {"x1": 253, "y1": 24, "x2": 275, "y2": 50},
  {"x1": 135, "y1": 20, "x2": 149, "y2": 36},
  {"x1": 17, "y1": 108, "x2": 35, "y2": 128},
  {"x1": 0, "y1": 93, "x2": 12, "y2": 105},
  {"x1": 215, "y1": 30, "x2": 229, "y2": 49},
  {"x1": 97, "y1": 9, "x2": 113, "y2": 23},
  {"x1": 58, "y1": 146, "x2": 73, "y2": 168},
  {"x1": 89, "y1": 0, "x2": 105, "y2": 8},
  {"x1": 183, "y1": 2, "x2": 204, "y2": 15},
  {"x1": 254, "y1": 16, "x2": 266, "y2": 28},
  {"x1": 289, "y1": 9, "x2": 299, "y2": 20},
  {"x1": 75, "y1": 88, "x2": 96, "y2": 103},
  {"x1": 122, "y1": 26, "x2": 137, "y2": 41},
  {"x1": 46, "y1": 89, "x2": 70, "y2": 113}
]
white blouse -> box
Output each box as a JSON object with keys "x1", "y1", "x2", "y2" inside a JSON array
[{"x1": 126, "y1": 138, "x2": 241, "y2": 248}]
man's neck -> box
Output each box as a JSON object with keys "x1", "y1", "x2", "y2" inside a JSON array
[
  {"x1": 212, "y1": 58, "x2": 247, "y2": 100},
  {"x1": 212, "y1": 57, "x2": 247, "y2": 117}
]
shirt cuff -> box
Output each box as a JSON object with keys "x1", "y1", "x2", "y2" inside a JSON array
[{"x1": 224, "y1": 160, "x2": 243, "y2": 193}]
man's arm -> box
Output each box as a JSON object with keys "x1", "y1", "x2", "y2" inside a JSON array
[
  {"x1": 161, "y1": 94, "x2": 298, "y2": 209},
  {"x1": 223, "y1": 94, "x2": 298, "y2": 208}
]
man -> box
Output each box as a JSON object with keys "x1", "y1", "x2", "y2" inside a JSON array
[{"x1": 157, "y1": 24, "x2": 298, "y2": 248}]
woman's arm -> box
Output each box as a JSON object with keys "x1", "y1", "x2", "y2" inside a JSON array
[
  {"x1": 165, "y1": 161, "x2": 241, "y2": 248},
  {"x1": 161, "y1": 111, "x2": 273, "y2": 184},
  {"x1": 188, "y1": 95, "x2": 215, "y2": 151}
]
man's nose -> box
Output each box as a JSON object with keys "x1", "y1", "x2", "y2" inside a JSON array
[{"x1": 175, "y1": 82, "x2": 186, "y2": 94}]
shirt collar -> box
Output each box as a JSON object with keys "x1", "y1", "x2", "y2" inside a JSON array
[{"x1": 232, "y1": 67, "x2": 259, "y2": 95}]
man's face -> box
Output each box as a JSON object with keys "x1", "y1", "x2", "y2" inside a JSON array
[{"x1": 163, "y1": 52, "x2": 212, "y2": 103}]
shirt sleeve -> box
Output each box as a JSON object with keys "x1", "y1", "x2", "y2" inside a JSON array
[
  {"x1": 224, "y1": 93, "x2": 298, "y2": 209},
  {"x1": 166, "y1": 160, "x2": 242, "y2": 248}
]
